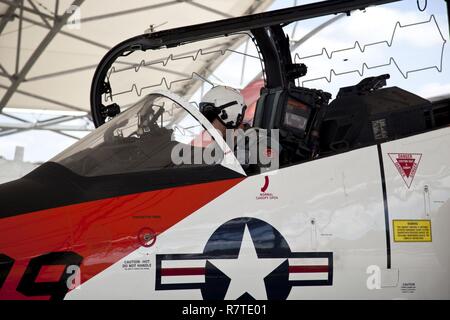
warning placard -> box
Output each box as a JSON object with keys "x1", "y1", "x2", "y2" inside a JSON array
[
  {"x1": 388, "y1": 153, "x2": 422, "y2": 189},
  {"x1": 393, "y1": 220, "x2": 432, "y2": 242}
]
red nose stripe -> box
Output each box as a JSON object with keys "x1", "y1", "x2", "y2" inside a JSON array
[{"x1": 0, "y1": 177, "x2": 243, "y2": 299}]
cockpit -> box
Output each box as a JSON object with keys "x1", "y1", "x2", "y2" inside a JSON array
[{"x1": 51, "y1": 91, "x2": 244, "y2": 177}]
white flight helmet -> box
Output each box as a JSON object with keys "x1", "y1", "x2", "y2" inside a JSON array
[{"x1": 199, "y1": 86, "x2": 247, "y2": 128}]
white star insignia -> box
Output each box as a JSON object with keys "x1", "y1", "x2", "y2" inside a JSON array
[{"x1": 209, "y1": 225, "x2": 285, "y2": 300}]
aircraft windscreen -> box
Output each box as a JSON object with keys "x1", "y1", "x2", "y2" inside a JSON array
[
  {"x1": 51, "y1": 93, "x2": 215, "y2": 177},
  {"x1": 102, "y1": 32, "x2": 263, "y2": 111}
]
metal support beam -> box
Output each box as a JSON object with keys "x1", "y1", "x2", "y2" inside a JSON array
[
  {"x1": 50, "y1": 130, "x2": 81, "y2": 140},
  {"x1": 10, "y1": 0, "x2": 263, "y2": 66},
  {"x1": 27, "y1": 0, "x2": 52, "y2": 28},
  {"x1": 1, "y1": 113, "x2": 71, "y2": 126},
  {"x1": 0, "y1": 121, "x2": 91, "y2": 131},
  {"x1": 0, "y1": 127, "x2": 84, "y2": 139},
  {"x1": 1, "y1": 112, "x2": 29, "y2": 123},
  {"x1": 79, "y1": 0, "x2": 180, "y2": 24},
  {"x1": 446, "y1": 0, "x2": 450, "y2": 35},
  {"x1": 2, "y1": 0, "x2": 206, "y2": 26},
  {"x1": 0, "y1": 0, "x2": 19, "y2": 35},
  {"x1": 59, "y1": 26, "x2": 110, "y2": 50},
  {"x1": 240, "y1": 39, "x2": 250, "y2": 86},
  {"x1": 24, "y1": 61, "x2": 191, "y2": 82},
  {"x1": 0, "y1": 113, "x2": 91, "y2": 139},
  {"x1": 16, "y1": 14, "x2": 111, "y2": 50},
  {"x1": 0, "y1": 129, "x2": 20, "y2": 137},
  {"x1": 185, "y1": 0, "x2": 233, "y2": 19},
  {"x1": 0, "y1": 0, "x2": 55, "y2": 22},
  {"x1": 138, "y1": 0, "x2": 402, "y2": 48},
  {"x1": 113, "y1": 61, "x2": 191, "y2": 78},
  {"x1": 15, "y1": 0, "x2": 24, "y2": 75},
  {"x1": 0, "y1": 0, "x2": 86, "y2": 112},
  {"x1": 54, "y1": 0, "x2": 59, "y2": 19},
  {"x1": 0, "y1": 84, "x2": 87, "y2": 112}
]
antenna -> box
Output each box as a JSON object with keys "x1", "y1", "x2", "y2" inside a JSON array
[{"x1": 145, "y1": 22, "x2": 168, "y2": 34}]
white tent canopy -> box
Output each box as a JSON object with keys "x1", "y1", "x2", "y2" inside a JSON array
[{"x1": 0, "y1": 0, "x2": 273, "y2": 114}]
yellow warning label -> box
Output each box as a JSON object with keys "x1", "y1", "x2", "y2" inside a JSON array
[{"x1": 393, "y1": 220, "x2": 432, "y2": 242}]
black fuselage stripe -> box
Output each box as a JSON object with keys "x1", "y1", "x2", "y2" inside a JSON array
[
  {"x1": 377, "y1": 144, "x2": 391, "y2": 269},
  {"x1": 0, "y1": 162, "x2": 243, "y2": 218}
]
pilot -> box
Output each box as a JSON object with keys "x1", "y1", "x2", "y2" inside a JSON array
[
  {"x1": 199, "y1": 85, "x2": 247, "y2": 138},
  {"x1": 197, "y1": 86, "x2": 275, "y2": 173}
]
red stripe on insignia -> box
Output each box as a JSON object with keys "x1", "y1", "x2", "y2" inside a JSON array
[
  {"x1": 161, "y1": 267, "x2": 205, "y2": 276},
  {"x1": 289, "y1": 265, "x2": 329, "y2": 273}
]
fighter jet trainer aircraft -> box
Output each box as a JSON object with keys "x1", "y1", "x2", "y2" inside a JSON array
[{"x1": 0, "y1": 0, "x2": 449, "y2": 300}]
